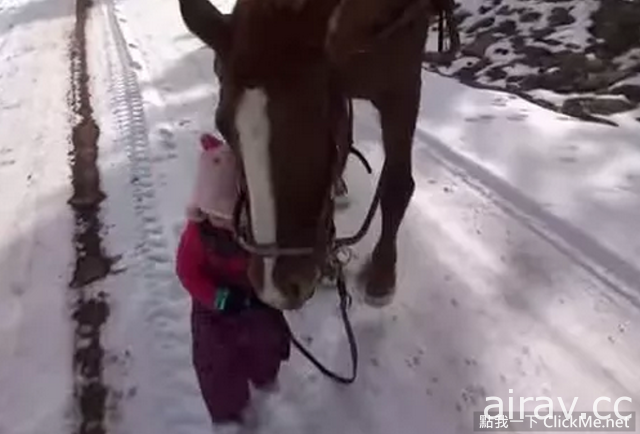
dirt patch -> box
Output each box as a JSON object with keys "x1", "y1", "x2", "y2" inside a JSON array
[
  {"x1": 72, "y1": 296, "x2": 110, "y2": 434},
  {"x1": 426, "y1": 0, "x2": 640, "y2": 124},
  {"x1": 68, "y1": 0, "x2": 112, "y2": 432}
]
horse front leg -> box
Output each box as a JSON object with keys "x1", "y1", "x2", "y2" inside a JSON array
[
  {"x1": 332, "y1": 151, "x2": 350, "y2": 208},
  {"x1": 359, "y1": 88, "x2": 419, "y2": 307},
  {"x1": 332, "y1": 98, "x2": 354, "y2": 209}
]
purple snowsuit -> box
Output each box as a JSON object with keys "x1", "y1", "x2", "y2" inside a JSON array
[{"x1": 177, "y1": 220, "x2": 291, "y2": 423}]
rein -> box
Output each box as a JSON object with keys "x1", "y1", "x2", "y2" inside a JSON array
[
  {"x1": 285, "y1": 143, "x2": 373, "y2": 384},
  {"x1": 289, "y1": 254, "x2": 358, "y2": 384}
]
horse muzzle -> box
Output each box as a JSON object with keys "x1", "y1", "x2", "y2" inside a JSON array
[{"x1": 249, "y1": 254, "x2": 319, "y2": 311}]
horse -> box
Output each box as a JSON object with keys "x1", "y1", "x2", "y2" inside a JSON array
[{"x1": 178, "y1": 0, "x2": 458, "y2": 310}]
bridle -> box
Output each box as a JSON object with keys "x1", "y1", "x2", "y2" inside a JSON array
[
  {"x1": 231, "y1": 87, "x2": 379, "y2": 260},
  {"x1": 229, "y1": 81, "x2": 376, "y2": 385},
  {"x1": 228, "y1": 86, "x2": 375, "y2": 386}
]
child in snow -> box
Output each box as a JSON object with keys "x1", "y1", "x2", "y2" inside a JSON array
[{"x1": 175, "y1": 133, "x2": 291, "y2": 428}]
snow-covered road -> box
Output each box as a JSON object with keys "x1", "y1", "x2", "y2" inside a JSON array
[
  {"x1": 1, "y1": 0, "x2": 640, "y2": 433},
  {"x1": 0, "y1": 0, "x2": 75, "y2": 431}
]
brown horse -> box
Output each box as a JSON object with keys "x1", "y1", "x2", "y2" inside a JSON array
[{"x1": 178, "y1": 0, "x2": 457, "y2": 310}]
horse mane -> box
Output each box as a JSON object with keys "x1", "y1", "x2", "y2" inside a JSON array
[{"x1": 231, "y1": 0, "x2": 339, "y2": 83}]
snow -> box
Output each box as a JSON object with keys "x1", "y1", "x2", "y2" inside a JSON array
[
  {"x1": 439, "y1": 0, "x2": 600, "y2": 54},
  {"x1": 0, "y1": 0, "x2": 76, "y2": 431},
  {"x1": 616, "y1": 48, "x2": 640, "y2": 71},
  {"x1": 2, "y1": 0, "x2": 640, "y2": 433},
  {"x1": 418, "y1": 76, "x2": 640, "y2": 276},
  {"x1": 528, "y1": 0, "x2": 593, "y2": 49},
  {"x1": 618, "y1": 74, "x2": 640, "y2": 87},
  {"x1": 549, "y1": 0, "x2": 599, "y2": 49},
  {"x1": 428, "y1": 0, "x2": 640, "y2": 116}
]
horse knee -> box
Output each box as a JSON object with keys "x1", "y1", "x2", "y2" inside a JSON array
[{"x1": 382, "y1": 169, "x2": 415, "y2": 206}]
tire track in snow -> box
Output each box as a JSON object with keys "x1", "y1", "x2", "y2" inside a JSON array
[
  {"x1": 68, "y1": 0, "x2": 113, "y2": 432},
  {"x1": 96, "y1": 0, "x2": 203, "y2": 432}
]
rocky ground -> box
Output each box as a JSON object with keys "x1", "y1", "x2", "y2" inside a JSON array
[{"x1": 424, "y1": 0, "x2": 640, "y2": 125}]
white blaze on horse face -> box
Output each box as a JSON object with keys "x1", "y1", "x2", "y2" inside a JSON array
[
  {"x1": 235, "y1": 88, "x2": 286, "y2": 309},
  {"x1": 327, "y1": 0, "x2": 344, "y2": 36},
  {"x1": 235, "y1": 89, "x2": 273, "y2": 245},
  {"x1": 325, "y1": 0, "x2": 347, "y2": 54}
]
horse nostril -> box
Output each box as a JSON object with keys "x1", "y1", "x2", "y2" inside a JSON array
[
  {"x1": 286, "y1": 281, "x2": 302, "y2": 300},
  {"x1": 272, "y1": 259, "x2": 316, "y2": 308},
  {"x1": 284, "y1": 277, "x2": 316, "y2": 307}
]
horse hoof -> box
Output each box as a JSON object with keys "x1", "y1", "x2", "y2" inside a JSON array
[
  {"x1": 364, "y1": 290, "x2": 395, "y2": 308},
  {"x1": 358, "y1": 255, "x2": 396, "y2": 308}
]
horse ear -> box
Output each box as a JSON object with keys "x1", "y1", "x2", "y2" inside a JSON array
[{"x1": 179, "y1": 0, "x2": 231, "y2": 55}]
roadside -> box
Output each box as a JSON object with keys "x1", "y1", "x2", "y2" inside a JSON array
[
  {"x1": 0, "y1": 0, "x2": 76, "y2": 431},
  {"x1": 425, "y1": 0, "x2": 640, "y2": 126}
]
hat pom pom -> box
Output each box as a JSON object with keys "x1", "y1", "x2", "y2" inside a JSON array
[{"x1": 200, "y1": 133, "x2": 223, "y2": 151}]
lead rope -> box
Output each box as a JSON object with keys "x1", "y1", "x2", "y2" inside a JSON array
[
  {"x1": 287, "y1": 141, "x2": 373, "y2": 385},
  {"x1": 288, "y1": 259, "x2": 358, "y2": 384}
]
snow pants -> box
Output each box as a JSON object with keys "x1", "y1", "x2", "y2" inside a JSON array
[{"x1": 190, "y1": 301, "x2": 291, "y2": 423}]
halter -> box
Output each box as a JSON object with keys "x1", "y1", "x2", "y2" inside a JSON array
[{"x1": 231, "y1": 86, "x2": 379, "y2": 260}]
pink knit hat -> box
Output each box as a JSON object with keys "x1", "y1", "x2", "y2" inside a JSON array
[{"x1": 186, "y1": 133, "x2": 240, "y2": 226}]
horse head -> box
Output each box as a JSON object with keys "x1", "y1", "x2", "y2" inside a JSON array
[{"x1": 179, "y1": 0, "x2": 359, "y2": 310}]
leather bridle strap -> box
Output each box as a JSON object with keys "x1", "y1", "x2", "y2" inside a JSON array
[{"x1": 232, "y1": 144, "x2": 377, "y2": 256}]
